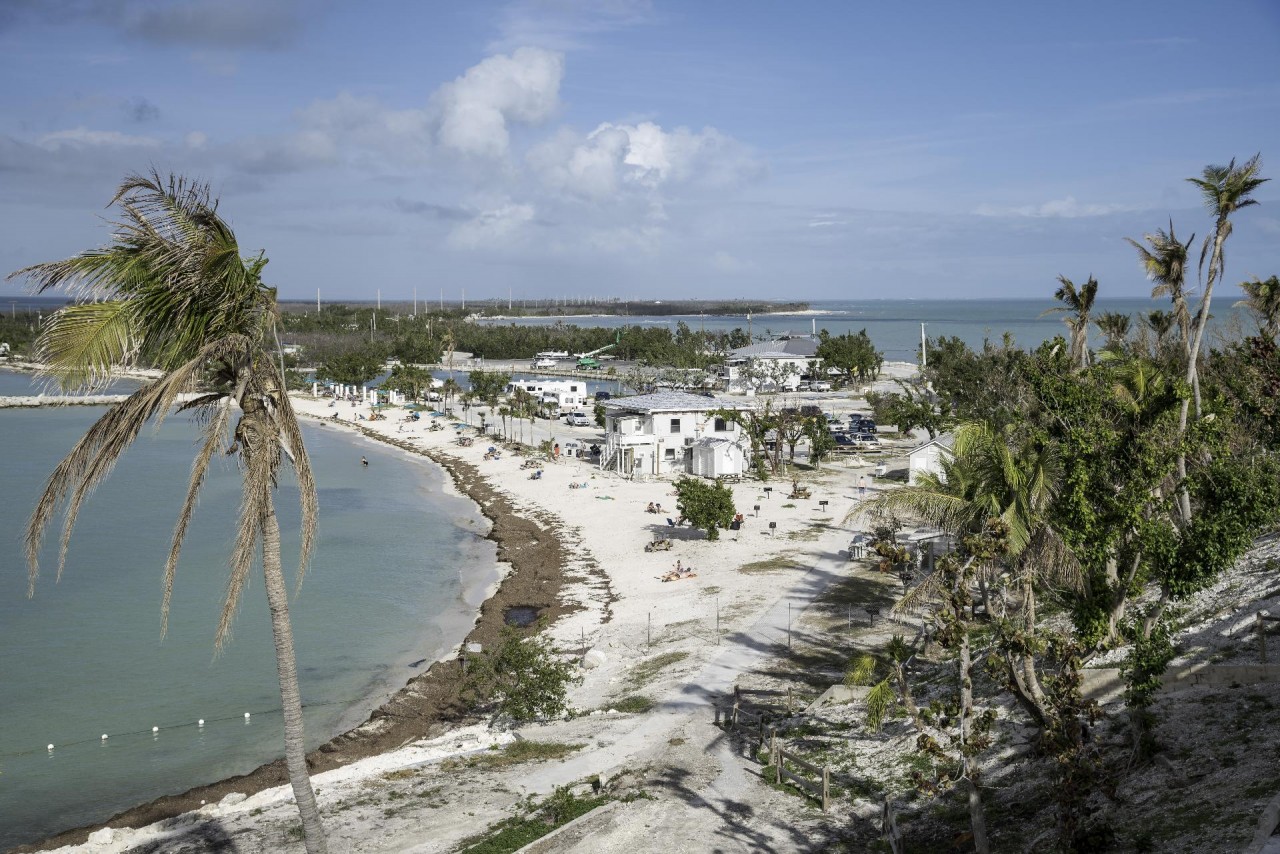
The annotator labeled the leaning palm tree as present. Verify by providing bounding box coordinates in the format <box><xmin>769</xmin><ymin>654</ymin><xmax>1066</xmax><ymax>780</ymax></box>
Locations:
<box><xmin>1043</xmin><ymin>275</ymin><xmax>1099</xmax><ymax>369</ymax></box>
<box><xmin>9</xmin><ymin>172</ymin><xmax>328</xmax><ymax>853</ymax></box>
<box><xmin>1125</xmin><ymin>220</ymin><xmax>1194</xmax><ymax>354</ymax></box>
<box><xmin>1235</xmin><ymin>274</ymin><xmax>1280</xmax><ymax>341</ymax></box>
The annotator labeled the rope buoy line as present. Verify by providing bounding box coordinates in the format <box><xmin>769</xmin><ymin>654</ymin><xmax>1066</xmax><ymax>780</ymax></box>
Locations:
<box><xmin>2</xmin><ymin>700</ymin><xmax>350</xmax><ymax>762</ymax></box>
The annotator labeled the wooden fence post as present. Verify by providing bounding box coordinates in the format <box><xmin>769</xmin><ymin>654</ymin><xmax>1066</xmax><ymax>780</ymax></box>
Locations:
<box><xmin>821</xmin><ymin>767</ymin><xmax>830</xmax><ymax>812</ymax></box>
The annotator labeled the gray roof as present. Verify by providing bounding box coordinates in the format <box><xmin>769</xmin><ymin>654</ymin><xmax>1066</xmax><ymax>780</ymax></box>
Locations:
<box><xmin>729</xmin><ymin>337</ymin><xmax>819</xmax><ymax>359</ymax></box>
<box><xmin>605</xmin><ymin>391</ymin><xmax>740</xmax><ymax>414</ymax></box>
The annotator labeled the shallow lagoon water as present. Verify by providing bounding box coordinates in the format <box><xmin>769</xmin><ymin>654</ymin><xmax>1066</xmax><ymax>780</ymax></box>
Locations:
<box><xmin>0</xmin><ymin>372</ymin><xmax>497</xmax><ymax>849</ymax></box>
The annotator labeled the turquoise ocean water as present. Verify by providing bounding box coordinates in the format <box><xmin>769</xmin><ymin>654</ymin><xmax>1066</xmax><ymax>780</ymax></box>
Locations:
<box><xmin>479</xmin><ymin>297</ymin><xmax>1253</xmax><ymax>362</ymax></box>
<box><xmin>0</xmin><ymin>370</ymin><xmax>498</xmax><ymax>849</ymax></box>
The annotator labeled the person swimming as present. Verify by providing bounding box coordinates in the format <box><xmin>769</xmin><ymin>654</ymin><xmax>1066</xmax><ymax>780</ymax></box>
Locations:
<box><xmin>361</xmin><ymin>456</ymin><xmax>368</xmax><ymax>467</ymax></box>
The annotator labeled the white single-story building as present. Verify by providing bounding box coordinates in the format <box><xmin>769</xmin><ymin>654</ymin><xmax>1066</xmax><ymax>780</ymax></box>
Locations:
<box><xmin>907</xmin><ymin>432</ymin><xmax>955</xmax><ymax>485</ymax></box>
<box><xmin>505</xmin><ymin>377</ymin><xmax>589</xmax><ymax>412</ymax></box>
<box><xmin>600</xmin><ymin>391</ymin><xmax>749</xmax><ymax>477</ymax></box>
<box><xmin>722</xmin><ymin>337</ymin><xmax>820</xmax><ymax>393</ymax></box>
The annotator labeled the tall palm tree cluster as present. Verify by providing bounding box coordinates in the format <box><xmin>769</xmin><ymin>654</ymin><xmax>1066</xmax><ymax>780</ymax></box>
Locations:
<box><xmin>9</xmin><ymin>173</ymin><xmax>329</xmax><ymax>852</ymax></box>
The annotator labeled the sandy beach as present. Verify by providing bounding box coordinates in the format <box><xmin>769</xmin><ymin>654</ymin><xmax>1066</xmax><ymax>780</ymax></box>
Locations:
<box><xmin>25</xmin><ymin>380</ymin><xmax>910</xmax><ymax>853</ymax></box>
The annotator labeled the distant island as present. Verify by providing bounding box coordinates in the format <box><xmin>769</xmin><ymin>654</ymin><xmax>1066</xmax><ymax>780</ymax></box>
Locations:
<box><xmin>278</xmin><ymin>298</ymin><xmax>808</xmax><ymax>318</ymax></box>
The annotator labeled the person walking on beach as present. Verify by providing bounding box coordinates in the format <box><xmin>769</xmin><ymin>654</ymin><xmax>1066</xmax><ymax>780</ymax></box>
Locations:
<box><xmin>858</xmin><ymin>475</ymin><xmax>867</xmax><ymax>499</ymax></box>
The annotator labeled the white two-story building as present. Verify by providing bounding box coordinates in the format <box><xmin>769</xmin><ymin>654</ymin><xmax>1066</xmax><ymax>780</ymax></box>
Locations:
<box><xmin>505</xmin><ymin>377</ymin><xmax>589</xmax><ymax>412</ymax></box>
<box><xmin>600</xmin><ymin>391</ymin><xmax>750</xmax><ymax>478</ymax></box>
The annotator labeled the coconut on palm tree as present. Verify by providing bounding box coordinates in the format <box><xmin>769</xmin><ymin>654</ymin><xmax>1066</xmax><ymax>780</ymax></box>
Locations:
<box><xmin>1043</xmin><ymin>275</ymin><xmax>1099</xmax><ymax>369</ymax></box>
<box><xmin>1236</xmin><ymin>274</ymin><xmax>1280</xmax><ymax>341</ymax></box>
<box><xmin>9</xmin><ymin>173</ymin><xmax>328</xmax><ymax>852</ymax></box>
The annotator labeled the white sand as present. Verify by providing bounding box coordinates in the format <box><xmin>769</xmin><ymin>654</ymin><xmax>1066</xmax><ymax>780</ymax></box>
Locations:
<box><xmin>53</xmin><ymin>389</ymin><xmax>914</xmax><ymax>853</ymax></box>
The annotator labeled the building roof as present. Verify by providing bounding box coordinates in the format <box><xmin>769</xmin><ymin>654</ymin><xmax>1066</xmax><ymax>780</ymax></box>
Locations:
<box><xmin>604</xmin><ymin>391</ymin><xmax>740</xmax><ymax>414</ymax></box>
<box><xmin>908</xmin><ymin>431</ymin><xmax>956</xmax><ymax>458</ymax></box>
<box><xmin>729</xmin><ymin>337</ymin><xmax>819</xmax><ymax>360</ymax></box>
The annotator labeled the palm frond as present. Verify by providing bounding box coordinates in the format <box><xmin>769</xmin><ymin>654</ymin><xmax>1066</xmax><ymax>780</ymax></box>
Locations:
<box><xmin>26</xmin><ymin>336</ymin><xmax>248</xmax><ymax>591</ymax></box>
<box><xmin>161</xmin><ymin>400</ymin><xmax>232</xmax><ymax>637</ymax></box>
<box><xmin>32</xmin><ymin>300</ymin><xmax>138</xmax><ymax>392</ymax></box>
<box><xmin>217</xmin><ymin>427</ymin><xmax>275</xmax><ymax>651</ymax></box>
<box><xmin>261</xmin><ymin>356</ymin><xmax>319</xmax><ymax>587</ymax></box>
<box><xmin>895</xmin><ymin>566</ymin><xmax>949</xmax><ymax>614</ymax></box>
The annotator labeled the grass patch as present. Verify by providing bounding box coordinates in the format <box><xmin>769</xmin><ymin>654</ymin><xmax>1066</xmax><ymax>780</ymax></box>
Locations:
<box><xmin>459</xmin><ymin>788</ymin><xmax>609</xmax><ymax>854</ymax></box>
<box><xmin>627</xmin><ymin>651</ymin><xmax>689</xmax><ymax>687</ymax></box>
<box><xmin>610</xmin><ymin>695</ymin><xmax>656</xmax><ymax>714</ymax></box>
<box><xmin>440</xmin><ymin>740</ymin><xmax>583</xmax><ymax>772</ymax></box>
<box><xmin>738</xmin><ymin>555</ymin><xmax>805</xmax><ymax>574</ymax></box>
<box><xmin>382</xmin><ymin>767</ymin><xmax>417</xmax><ymax>781</ymax></box>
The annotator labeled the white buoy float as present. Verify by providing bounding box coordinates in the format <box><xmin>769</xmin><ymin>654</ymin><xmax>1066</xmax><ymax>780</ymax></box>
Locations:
<box><xmin>198</xmin><ymin>719</ymin><xmax>205</xmax><ymax>727</ymax></box>
<box><xmin>244</xmin><ymin>712</ymin><xmax>251</xmax><ymax>720</ymax></box>
<box><xmin>101</xmin><ymin>734</ymin><xmax>108</xmax><ymax>740</ymax></box>
<box><xmin>152</xmin><ymin>726</ymin><xmax>159</xmax><ymax>733</ymax></box>
<box><xmin>47</xmin><ymin>744</ymin><xmax>54</xmax><ymax>751</ymax></box>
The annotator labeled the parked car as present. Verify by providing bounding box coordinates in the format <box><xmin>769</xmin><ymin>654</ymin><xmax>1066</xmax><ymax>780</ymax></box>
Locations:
<box><xmin>533</xmin><ymin>358</ymin><xmax>558</xmax><ymax>369</ymax></box>
<box><xmin>851</xmin><ymin>432</ymin><xmax>880</xmax><ymax>448</ymax></box>
<box><xmin>566</xmin><ymin>411</ymin><xmax>592</xmax><ymax>427</ymax></box>
<box><xmin>810</xmin><ymin>380</ymin><xmax>833</xmax><ymax>392</ymax></box>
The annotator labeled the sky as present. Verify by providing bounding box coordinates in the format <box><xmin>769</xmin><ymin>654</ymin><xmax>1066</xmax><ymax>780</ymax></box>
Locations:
<box><xmin>1</xmin><ymin>0</ymin><xmax>1278</xmax><ymax>302</ymax></box>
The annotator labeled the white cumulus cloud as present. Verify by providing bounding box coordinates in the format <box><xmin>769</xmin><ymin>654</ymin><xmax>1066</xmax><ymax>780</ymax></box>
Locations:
<box><xmin>432</xmin><ymin>47</ymin><xmax>564</xmax><ymax>159</ymax></box>
<box><xmin>529</xmin><ymin>120</ymin><xmax>760</xmax><ymax>199</ymax></box>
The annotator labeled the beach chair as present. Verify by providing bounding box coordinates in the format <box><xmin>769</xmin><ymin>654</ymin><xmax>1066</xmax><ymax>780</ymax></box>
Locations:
<box><xmin>667</xmin><ymin>518</ymin><xmax>676</xmax><ymax>527</ymax></box>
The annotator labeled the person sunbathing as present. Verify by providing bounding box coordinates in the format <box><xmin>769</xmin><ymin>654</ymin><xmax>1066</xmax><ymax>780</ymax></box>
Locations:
<box><xmin>646</xmin><ymin>502</ymin><xmax>656</xmax><ymax>513</ymax></box>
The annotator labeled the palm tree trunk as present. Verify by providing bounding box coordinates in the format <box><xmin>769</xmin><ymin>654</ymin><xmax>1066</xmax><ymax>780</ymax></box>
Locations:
<box><xmin>262</xmin><ymin>502</ymin><xmax>328</xmax><ymax>853</ymax></box>
<box><xmin>1176</xmin><ymin>222</ymin><xmax>1228</xmax><ymax>522</ymax></box>
<box><xmin>959</xmin><ymin>633</ymin><xmax>990</xmax><ymax>854</ymax></box>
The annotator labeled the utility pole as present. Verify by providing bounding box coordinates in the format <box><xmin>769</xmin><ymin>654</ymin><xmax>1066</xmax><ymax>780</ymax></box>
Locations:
<box><xmin>316</xmin><ymin>288</ymin><xmax>320</xmax><ymax>313</ymax></box>
<box><xmin>921</xmin><ymin>323</ymin><xmax>927</xmax><ymax>369</ymax></box>
<box><xmin>440</xmin><ymin>288</ymin><xmax>443</xmax><ymax>311</ymax></box>
<box><xmin>377</xmin><ymin>289</ymin><xmax>381</xmax><ymax>312</ymax></box>
<box><xmin>508</xmin><ymin>288</ymin><xmax>512</xmax><ymax>311</ymax></box>
<box><xmin>413</xmin><ymin>287</ymin><xmax>417</xmax><ymax>316</ymax></box>
<box><xmin>462</xmin><ymin>288</ymin><xmax>466</xmax><ymax>311</ymax></box>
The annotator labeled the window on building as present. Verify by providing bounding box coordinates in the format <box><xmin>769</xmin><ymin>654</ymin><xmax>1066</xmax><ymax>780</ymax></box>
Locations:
<box><xmin>714</xmin><ymin>417</ymin><xmax>729</xmax><ymax>432</ymax></box>
<box><xmin>670</xmin><ymin>418</ymin><xmax>681</xmax><ymax>433</ymax></box>
<box><xmin>570</xmin><ymin>385</ymin><xmax>579</xmax><ymax>392</ymax></box>
<box><xmin>664</xmin><ymin>448</ymin><xmax>676</xmax><ymax>461</ymax></box>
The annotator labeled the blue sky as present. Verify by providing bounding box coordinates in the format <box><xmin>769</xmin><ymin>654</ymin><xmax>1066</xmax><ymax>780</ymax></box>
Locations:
<box><xmin>2</xmin><ymin>0</ymin><xmax>1278</xmax><ymax>302</ymax></box>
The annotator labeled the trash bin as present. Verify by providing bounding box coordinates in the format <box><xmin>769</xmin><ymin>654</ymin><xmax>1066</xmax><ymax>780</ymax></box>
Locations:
<box><xmin>875</xmin><ymin>464</ymin><xmax>887</xmax><ymax>477</ymax></box>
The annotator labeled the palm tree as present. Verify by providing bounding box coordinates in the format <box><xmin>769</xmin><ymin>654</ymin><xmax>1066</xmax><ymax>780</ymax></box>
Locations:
<box><xmin>441</xmin><ymin>325</ymin><xmax>457</xmax><ymax>379</ymax></box>
<box><xmin>1125</xmin><ymin>221</ymin><xmax>1194</xmax><ymax>353</ymax></box>
<box><xmin>1094</xmin><ymin>311</ymin><xmax>1131</xmax><ymax>351</ymax></box>
<box><xmin>1236</xmin><ymin>274</ymin><xmax>1280</xmax><ymax>341</ymax></box>
<box><xmin>1140</xmin><ymin>310</ymin><xmax>1177</xmax><ymax>355</ymax></box>
<box><xmin>1174</xmin><ymin>155</ymin><xmax>1268</xmax><ymax>521</ymax></box>
<box><xmin>9</xmin><ymin>173</ymin><xmax>328</xmax><ymax>852</ymax></box>
<box><xmin>857</xmin><ymin>421</ymin><xmax>1072</xmax><ymax>719</ymax></box>
<box><xmin>1186</xmin><ymin>155</ymin><xmax>1267</xmax><ymax>385</ymax></box>
<box><xmin>1044</xmin><ymin>275</ymin><xmax>1099</xmax><ymax>369</ymax></box>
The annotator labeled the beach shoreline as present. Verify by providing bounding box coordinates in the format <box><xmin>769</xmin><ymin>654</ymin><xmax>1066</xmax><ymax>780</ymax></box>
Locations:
<box><xmin>14</xmin><ymin>402</ymin><xmax>575</xmax><ymax>853</ymax></box>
